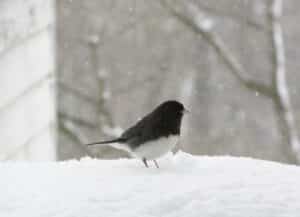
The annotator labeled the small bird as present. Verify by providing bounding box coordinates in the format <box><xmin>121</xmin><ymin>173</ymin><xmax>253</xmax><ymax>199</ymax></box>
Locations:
<box><xmin>87</xmin><ymin>100</ymin><xmax>188</xmax><ymax>168</ymax></box>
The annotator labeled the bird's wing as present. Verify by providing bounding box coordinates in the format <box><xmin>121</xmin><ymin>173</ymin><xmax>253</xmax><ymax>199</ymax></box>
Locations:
<box><xmin>120</xmin><ymin>119</ymin><xmax>145</xmax><ymax>148</ymax></box>
<box><xmin>120</xmin><ymin>111</ymin><xmax>162</xmax><ymax>149</ymax></box>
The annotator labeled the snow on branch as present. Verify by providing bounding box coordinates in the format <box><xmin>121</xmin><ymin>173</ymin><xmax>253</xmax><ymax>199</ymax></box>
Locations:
<box><xmin>159</xmin><ymin>0</ymin><xmax>274</xmax><ymax>98</ymax></box>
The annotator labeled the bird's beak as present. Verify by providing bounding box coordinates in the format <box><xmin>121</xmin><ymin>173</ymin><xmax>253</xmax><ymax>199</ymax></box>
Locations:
<box><xmin>183</xmin><ymin>108</ymin><xmax>190</xmax><ymax>114</ymax></box>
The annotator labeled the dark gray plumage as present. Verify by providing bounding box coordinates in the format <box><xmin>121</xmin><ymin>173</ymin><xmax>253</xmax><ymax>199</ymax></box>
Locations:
<box><xmin>87</xmin><ymin>100</ymin><xmax>187</xmax><ymax>168</ymax></box>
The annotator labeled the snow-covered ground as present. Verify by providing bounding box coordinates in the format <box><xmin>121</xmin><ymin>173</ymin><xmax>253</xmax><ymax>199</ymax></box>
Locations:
<box><xmin>1</xmin><ymin>152</ymin><xmax>300</xmax><ymax>217</ymax></box>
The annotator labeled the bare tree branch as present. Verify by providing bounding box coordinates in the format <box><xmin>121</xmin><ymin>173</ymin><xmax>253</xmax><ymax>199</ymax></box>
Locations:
<box><xmin>193</xmin><ymin>1</ymin><xmax>270</xmax><ymax>33</ymax></box>
<box><xmin>59</xmin><ymin>120</ymin><xmax>95</xmax><ymax>157</ymax></box>
<box><xmin>58</xmin><ymin>81</ymin><xmax>99</xmax><ymax>106</ymax></box>
<box><xmin>58</xmin><ymin>111</ymin><xmax>97</xmax><ymax>129</ymax></box>
<box><xmin>82</xmin><ymin>11</ymin><xmax>139</xmax><ymax>49</ymax></box>
<box><xmin>269</xmin><ymin>0</ymin><xmax>300</xmax><ymax>161</ymax></box>
<box><xmin>86</xmin><ymin>38</ymin><xmax>115</xmax><ymax>132</ymax></box>
<box><xmin>159</xmin><ymin>0</ymin><xmax>274</xmax><ymax>98</ymax></box>
<box><xmin>112</xmin><ymin>74</ymin><xmax>162</xmax><ymax>95</ymax></box>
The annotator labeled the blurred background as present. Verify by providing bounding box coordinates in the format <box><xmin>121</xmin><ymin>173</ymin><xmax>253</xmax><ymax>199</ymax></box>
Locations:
<box><xmin>1</xmin><ymin>0</ymin><xmax>300</xmax><ymax>164</ymax></box>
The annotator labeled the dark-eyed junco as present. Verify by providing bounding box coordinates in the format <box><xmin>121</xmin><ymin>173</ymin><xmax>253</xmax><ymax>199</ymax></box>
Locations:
<box><xmin>87</xmin><ymin>100</ymin><xmax>188</xmax><ymax>168</ymax></box>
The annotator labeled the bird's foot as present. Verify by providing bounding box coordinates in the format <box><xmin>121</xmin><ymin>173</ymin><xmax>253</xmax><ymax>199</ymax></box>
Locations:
<box><xmin>142</xmin><ymin>158</ymin><xmax>149</xmax><ymax>168</ymax></box>
<box><xmin>153</xmin><ymin>160</ymin><xmax>159</xmax><ymax>168</ymax></box>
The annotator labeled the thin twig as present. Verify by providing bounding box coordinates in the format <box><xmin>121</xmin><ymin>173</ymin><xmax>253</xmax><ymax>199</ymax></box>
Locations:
<box><xmin>59</xmin><ymin>120</ymin><xmax>95</xmax><ymax>157</ymax></box>
<box><xmin>58</xmin><ymin>81</ymin><xmax>99</xmax><ymax>106</ymax></box>
<box><xmin>58</xmin><ymin>111</ymin><xmax>97</xmax><ymax>129</ymax></box>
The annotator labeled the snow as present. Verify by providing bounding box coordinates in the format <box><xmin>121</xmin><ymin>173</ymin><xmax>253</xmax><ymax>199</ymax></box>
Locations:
<box><xmin>1</xmin><ymin>152</ymin><xmax>300</xmax><ymax>217</ymax></box>
<box><xmin>102</xmin><ymin>125</ymin><xmax>123</xmax><ymax>137</ymax></box>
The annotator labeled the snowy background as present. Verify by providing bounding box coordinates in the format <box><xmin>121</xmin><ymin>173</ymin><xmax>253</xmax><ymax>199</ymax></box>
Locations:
<box><xmin>56</xmin><ymin>0</ymin><xmax>300</xmax><ymax>164</ymax></box>
<box><xmin>1</xmin><ymin>152</ymin><xmax>300</xmax><ymax>217</ymax></box>
<box><xmin>1</xmin><ymin>0</ymin><xmax>300</xmax><ymax>164</ymax></box>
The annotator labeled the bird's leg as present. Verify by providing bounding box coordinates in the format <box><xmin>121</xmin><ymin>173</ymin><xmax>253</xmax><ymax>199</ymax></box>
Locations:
<box><xmin>142</xmin><ymin>158</ymin><xmax>149</xmax><ymax>168</ymax></box>
<box><xmin>153</xmin><ymin>160</ymin><xmax>159</xmax><ymax>168</ymax></box>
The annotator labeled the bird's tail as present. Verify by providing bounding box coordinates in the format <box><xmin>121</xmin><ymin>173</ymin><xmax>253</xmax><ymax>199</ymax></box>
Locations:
<box><xmin>86</xmin><ymin>138</ymin><xmax>125</xmax><ymax>146</ymax></box>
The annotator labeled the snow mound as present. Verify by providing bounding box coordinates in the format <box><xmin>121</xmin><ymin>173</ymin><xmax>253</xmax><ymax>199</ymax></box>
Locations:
<box><xmin>1</xmin><ymin>152</ymin><xmax>300</xmax><ymax>217</ymax></box>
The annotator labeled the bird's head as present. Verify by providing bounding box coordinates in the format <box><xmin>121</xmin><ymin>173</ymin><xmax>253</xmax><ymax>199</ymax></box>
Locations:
<box><xmin>156</xmin><ymin>100</ymin><xmax>189</xmax><ymax>119</ymax></box>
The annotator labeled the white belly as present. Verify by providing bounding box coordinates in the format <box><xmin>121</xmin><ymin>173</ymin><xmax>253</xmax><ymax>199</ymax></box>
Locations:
<box><xmin>132</xmin><ymin>135</ymin><xmax>179</xmax><ymax>160</ymax></box>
